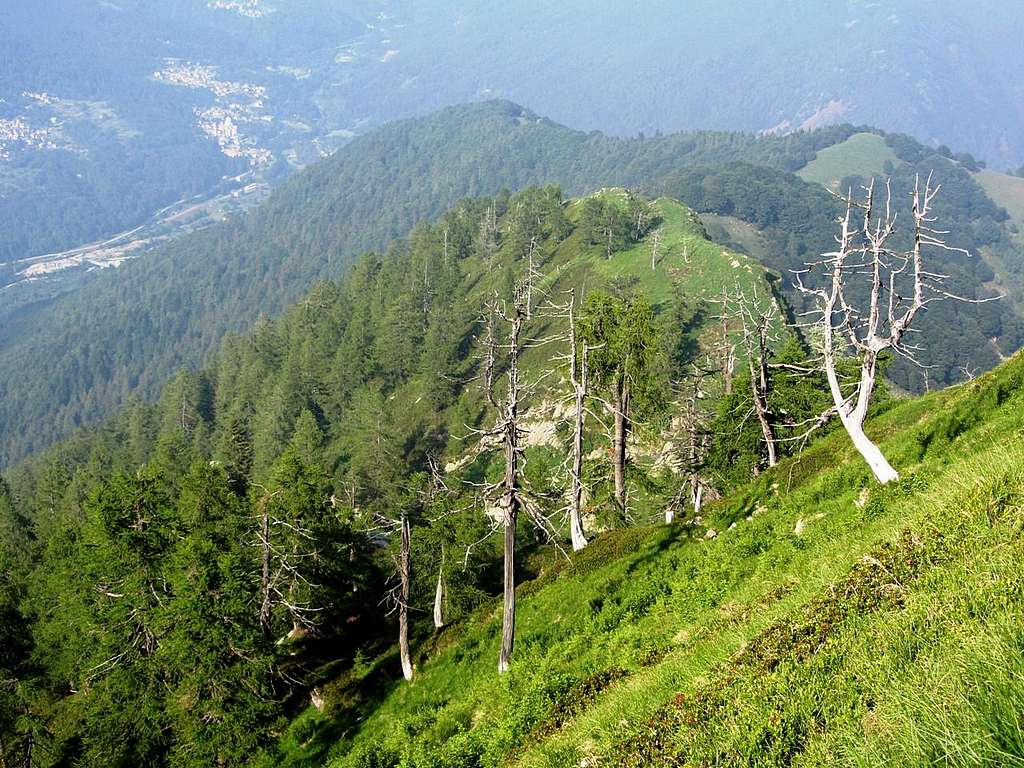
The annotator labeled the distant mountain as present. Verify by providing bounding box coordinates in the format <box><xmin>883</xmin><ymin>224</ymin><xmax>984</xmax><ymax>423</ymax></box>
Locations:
<box><xmin>2</xmin><ymin>0</ymin><xmax>1022</xmax><ymax>278</ymax></box>
<box><xmin>360</xmin><ymin>0</ymin><xmax>1024</xmax><ymax>169</ymax></box>
<box><xmin>0</xmin><ymin>101</ymin><xmax>1021</xmax><ymax>466</ymax></box>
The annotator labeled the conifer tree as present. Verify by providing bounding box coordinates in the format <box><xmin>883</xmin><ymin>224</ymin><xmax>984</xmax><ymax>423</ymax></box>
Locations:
<box><xmin>580</xmin><ymin>292</ymin><xmax>663</xmax><ymax>513</ymax></box>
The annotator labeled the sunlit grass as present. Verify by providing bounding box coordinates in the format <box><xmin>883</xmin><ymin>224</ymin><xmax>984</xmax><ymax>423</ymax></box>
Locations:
<box><xmin>272</xmin><ymin>318</ymin><xmax>1024</xmax><ymax>767</ymax></box>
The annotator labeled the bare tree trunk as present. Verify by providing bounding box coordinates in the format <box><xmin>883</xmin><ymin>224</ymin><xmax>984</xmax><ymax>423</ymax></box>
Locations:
<box><xmin>795</xmin><ymin>176</ymin><xmax>974</xmax><ymax>485</ymax></box>
<box><xmin>845</xmin><ymin>419</ymin><xmax>899</xmax><ymax>484</ymax></box>
<box><xmin>748</xmin><ymin>322</ymin><xmax>778</xmax><ymax>468</ymax></box>
<box><xmin>498</xmin><ymin>507</ymin><xmax>517</xmax><ymax>674</ymax></box>
<box><xmin>433</xmin><ymin>556</ymin><xmax>445</xmax><ymax>629</ymax></box>
<box><xmin>498</xmin><ymin>310</ymin><xmax>523</xmax><ymax>674</ymax></box>
<box><xmin>20</xmin><ymin>731</ymin><xmax>31</xmax><ymax>768</ymax></box>
<box><xmin>349</xmin><ymin>543</ymin><xmax>358</xmax><ymax>593</ymax></box>
<box><xmin>720</xmin><ymin>294</ymin><xmax>735</xmax><ymax>395</ymax></box>
<box><xmin>691</xmin><ymin>476</ymin><xmax>704</xmax><ymax>515</ymax></box>
<box><xmin>754</xmin><ymin>404</ymin><xmax>777</xmax><ymax>467</ymax></box>
<box><xmin>525</xmin><ymin>238</ymin><xmax>536</xmax><ymax>319</ymax></box>
<box><xmin>568</xmin><ymin>297</ymin><xmax>589</xmax><ymax>551</ymax></box>
<box><xmin>612</xmin><ymin>376</ymin><xmax>629</xmax><ymax>511</ymax></box>
<box><xmin>569</xmin><ymin>379</ymin><xmax>588</xmax><ymax>550</ymax></box>
<box><xmin>398</xmin><ymin>514</ymin><xmax>413</xmax><ymax>681</ymax></box>
<box><xmin>259</xmin><ymin>499</ymin><xmax>271</xmax><ymax>630</ymax></box>
<box><xmin>821</xmin><ymin>319</ymin><xmax>900</xmax><ymax>485</ymax></box>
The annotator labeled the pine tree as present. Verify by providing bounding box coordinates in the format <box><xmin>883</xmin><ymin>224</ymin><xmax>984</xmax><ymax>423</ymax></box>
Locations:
<box><xmin>580</xmin><ymin>292</ymin><xmax>664</xmax><ymax>513</ymax></box>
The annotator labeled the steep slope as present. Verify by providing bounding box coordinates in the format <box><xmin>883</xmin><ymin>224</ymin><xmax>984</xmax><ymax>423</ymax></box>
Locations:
<box><xmin>5</xmin><ymin>184</ymin><xmax>1023</xmax><ymax>767</ymax></box>
<box><xmin>0</xmin><ymin>188</ymin><xmax>792</xmax><ymax>766</ymax></box>
<box><xmin>274</xmin><ymin>350</ymin><xmax>1024</xmax><ymax>768</ymax></box>
<box><xmin>5</xmin><ymin>186</ymin><xmax>770</xmax><ymax>505</ymax></box>
<box><xmin>2</xmin><ymin>102</ymin><xmax>1021</xmax><ymax>466</ymax></box>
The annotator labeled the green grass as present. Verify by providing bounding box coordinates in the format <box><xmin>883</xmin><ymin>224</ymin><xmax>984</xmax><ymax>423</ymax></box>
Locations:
<box><xmin>975</xmin><ymin>169</ymin><xmax>1024</xmax><ymax>231</ymax></box>
<box><xmin>797</xmin><ymin>133</ymin><xmax>901</xmax><ymax>190</ymax></box>
<box><xmin>270</xmin><ymin>220</ymin><xmax>1024</xmax><ymax>768</ymax></box>
<box><xmin>699</xmin><ymin>213</ymin><xmax>773</xmax><ymax>264</ymax></box>
<box><xmin>457</xmin><ymin>188</ymin><xmax>778</xmax><ymax>400</ymax></box>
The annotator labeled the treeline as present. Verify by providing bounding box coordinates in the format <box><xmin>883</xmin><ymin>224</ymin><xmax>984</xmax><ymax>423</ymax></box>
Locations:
<box><xmin>0</xmin><ymin>102</ymin><xmax>876</xmax><ymax>467</ymax></box>
<box><xmin>1</xmin><ymin>187</ymin><xmax>841</xmax><ymax>766</ymax></box>
<box><xmin>2</xmin><ymin>102</ymin><xmax>1020</xmax><ymax>470</ymax></box>
<box><xmin>655</xmin><ymin>150</ymin><xmax>1022</xmax><ymax>391</ymax></box>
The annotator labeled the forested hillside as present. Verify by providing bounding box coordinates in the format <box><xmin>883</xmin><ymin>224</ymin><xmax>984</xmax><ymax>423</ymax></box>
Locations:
<box><xmin>2</xmin><ymin>101</ymin><xmax>1021</xmax><ymax>466</ymax></box>
<box><xmin>1</xmin><ymin>186</ymin><xmax>816</xmax><ymax>765</ymax></box>
<box><xmin>3</xmin><ymin>183</ymin><xmax>1022</xmax><ymax>767</ymax></box>
<box><xmin>6</xmin><ymin>0</ymin><xmax>1022</xmax><ymax>273</ymax></box>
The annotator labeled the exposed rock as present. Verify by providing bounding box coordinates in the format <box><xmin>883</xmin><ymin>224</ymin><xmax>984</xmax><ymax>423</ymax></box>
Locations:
<box><xmin>311</xmin><ymin>687</ymin><xmax>325</xmax><ymax>712</ymax></box>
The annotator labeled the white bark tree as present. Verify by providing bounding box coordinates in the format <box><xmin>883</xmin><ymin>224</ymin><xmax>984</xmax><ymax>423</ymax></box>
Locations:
<box><xmin>397</xmin><ymin>514</ymin><xmax>414</xmax><ymax>681</ymax></box>
<box><xmin>649</xmin><ymin>227</ymin><xmax>662</xmax><ymax>270</ymax></box>
<box><xmin>432</xmin><ymin>554</ymin><xmax>445</xmax><ymax>630</ymax></box>
<box><xmin>794</xmin><ymin>175</ymin><xmax>991</xmax><ymax>484</ymax></box>
<box><xmin>722</xmin><ymin>285</ymin><xmax>782</xmax><ymax>469</ymax></box>
<box><xmin>566</xmin><ymin>293</ymin><xmax>589</xmax><ymax>551</ymax></box>
<box><xmin>717</xmin><ymin>287</ymin><xmax>737</xmax><ymax>396</ymax></box>
<box><xmin>477</xmin><ymin>291</ymin><xmax>528</xmax><ymax>674</ymax></box>
<box><xmin>665</xmin><ymin>364</ymin><xmax>712</xmax><ymax>524</ymax></box>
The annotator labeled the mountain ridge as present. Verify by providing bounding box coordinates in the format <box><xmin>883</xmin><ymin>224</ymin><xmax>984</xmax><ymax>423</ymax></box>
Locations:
<box><xmin>1</xmin><ymin>101</ymin><xmax>1021</xmax><ymax>466</ymax></box>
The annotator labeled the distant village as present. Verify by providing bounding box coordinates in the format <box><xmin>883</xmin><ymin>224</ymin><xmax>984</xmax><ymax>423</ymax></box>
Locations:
<box><xmin>153</xmin><ymin>61</ymin><xmax>274</xmax><ymax>168</ymax></box>
<box><xmin>207</xmin><ymin>0</ymin><xmax>273</xmax><ymax>19</ymax></box>
<box><xmin>0</xmin><ymin>113</ymin><xmax>72</xmax><ymax>161</ymax></box>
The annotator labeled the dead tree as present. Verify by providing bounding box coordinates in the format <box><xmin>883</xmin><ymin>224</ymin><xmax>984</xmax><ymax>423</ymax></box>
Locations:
<box><xmin>717</xmin><ymin>287</ymin><xmax>737</xmax><ymax>395</ymax></box>
<box><xmin>611</xmin><ymin>370</ymin><xmax>629</xmax><ymax>511</ymax></box>
<box><xmin>523</xmin><ymin>237</ymin><xmax>543</xmax><ymax>319</ymax></box>
<box><xmin>433</xmin><ymin>552</ymin><xmax>445</xmax><ymax>629</ymax></box>
<box><xmin>253</xmin><ymin>485</ymin><xmax>321</xmax><ymax>637</ymax></box>
<box><xmin>496</xmin><ymin>297</ymin><xmax>524</xmax><ymax>674</ymax></box>
<box><xmin>425</xmin><ymin>456</ymin><xmax>447</xmax><ymax>630</ymax></box>
<box><xmin>665</xmin><ymin>361</ymin><xmax>713</xmax><ymax>523</ymax></box>
<box><xmin>567</xmin><ymin>293</ymin><xmax>589</xmax><ymax>551</ymax></box>
<box><xmin>726</xmin><ymin>286</ymin><xmax>781</xmax><ymax>468</ymax></box>
<box><xmin>397</xmin><ymin>515</ymin><xmax>413</xmax><ymax>680</ymax></box>
<box><xmin>478</xmin><ymin>204</ymin><xmax>499</xmax><ymax>270</ymax></box>
<box><xmin>650</xmin><ymin>228</ymin><xmax>662</xmax><ymax>270</ymax></box>
<box><xmin>363</xmin><ymin>510</ymin><xmax>417</xmax><ymax>681</ymax></box>
<box><xmin>257</xmin><ymin>491</ymin><xmax>276</xmax><ymax>630</ymax></box>
<box><xmin>794</xmin><ymin>175</ymin><xmax>992</xmax><ymax>484</ymax></box>
<box><xmin>685</xmin><ymin>369</ymin><xmax>711</xmax><ymax>518</ymax></box>
<box><xmin>478</xmin><ymin>291</ymin><xmax>528</xmax><ymax>674</ymax></box>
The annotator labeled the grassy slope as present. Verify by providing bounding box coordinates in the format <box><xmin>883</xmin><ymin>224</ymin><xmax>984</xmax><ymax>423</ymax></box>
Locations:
<box><xmin>274</xmin><ymin>344</ymin><xmax>1024</xmax><ymax>768</ymax></box>
<box><xmin>439</xmin><ymin>191</ymin><xmax>776</xmax><ymax>526</ymax></box>
<box><xmin>699</xmin><ymin>213</ymin><xmax>774</xmax><ymax>264</ymax></box>
<box><xmin>446</xmin><ymin>190</ymin><xmax>773</xmax><ymax>394</ymax></box>
<box><xmin>796</xmin><ymin>133</ymin><xmax>901</xmax><ymax>190</ymax></box>
<box><xmin>975</xmin><ymin>170</ymin><xmax>1024</xmax><ymax>230</ymax></box>
<box><xmin>973</xmin><ymin>170</ymin><xmax>1024</xmax><ymax>311</ymax></box>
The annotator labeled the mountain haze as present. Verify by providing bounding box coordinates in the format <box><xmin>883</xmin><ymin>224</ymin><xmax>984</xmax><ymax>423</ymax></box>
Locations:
<box><xmin>2</xmin><ymin>0</ymin><xmax>1022</xmax><ymax>292</ymax></box>
<box><xmin>2</xmin><ymin>101</ymin><xmax>1022</xmax><ymax>466</ymax></box>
